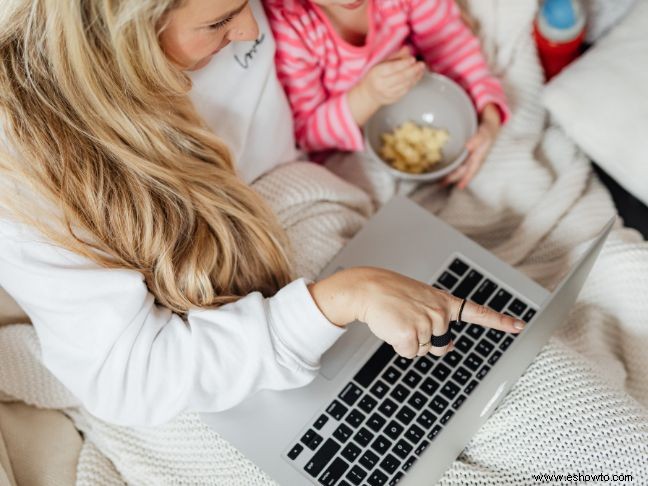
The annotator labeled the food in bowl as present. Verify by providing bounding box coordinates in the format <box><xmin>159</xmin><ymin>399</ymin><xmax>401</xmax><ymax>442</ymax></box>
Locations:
<box><xmin>379</xmin><ymin>121</ymin><xmax>450</xmax><ymax>174</ymax></box>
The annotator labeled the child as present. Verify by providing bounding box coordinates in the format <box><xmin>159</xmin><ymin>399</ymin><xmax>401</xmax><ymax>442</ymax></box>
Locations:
<box><xmin>265</xmin><ymin>0</ymin><xmax>510</xmax><ymax>189</ymax></box>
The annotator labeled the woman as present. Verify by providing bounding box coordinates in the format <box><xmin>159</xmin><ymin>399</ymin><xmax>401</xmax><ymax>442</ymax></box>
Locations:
<box><xmin>0</xmin><ymin>0</ymin><xmax>524</xmax><ymax>426</ymax></box>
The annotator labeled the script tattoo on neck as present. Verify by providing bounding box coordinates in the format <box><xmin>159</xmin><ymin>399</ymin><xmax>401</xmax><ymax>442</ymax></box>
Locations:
<box><xmin>234</xmin><ymin>34</ymin><xmax>266</xmax><ymax>69</ymax></box>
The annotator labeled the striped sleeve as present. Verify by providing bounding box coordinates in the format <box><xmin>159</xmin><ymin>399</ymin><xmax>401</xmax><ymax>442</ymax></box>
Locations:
<box><xmin>408</xmin><ymin>0</ymin><xmax>510</xmax><ymax>124</ymax></box>
<box><xmin>266</xmin><ymin>7</ymin><xmax>364</xmax><ymax>152</ymax></box>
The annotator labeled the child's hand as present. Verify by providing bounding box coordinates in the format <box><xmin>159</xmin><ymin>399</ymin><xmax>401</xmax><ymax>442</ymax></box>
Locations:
<box><xmin>348</xmin><ymin>47</ymin><xmax>425</xmax><ymax>127</ymax></box>
<box><xmin>440</xmin><ymin>103</ymin><xmax>501</xmax><ymax>190</ymax></box>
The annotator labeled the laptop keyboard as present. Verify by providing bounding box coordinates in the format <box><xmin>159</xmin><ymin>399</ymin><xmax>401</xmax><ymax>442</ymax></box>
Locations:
<box><xmin>286</xmin><ymin>257</ymin><xmax>537</xmax><ymax>486</ymax></box>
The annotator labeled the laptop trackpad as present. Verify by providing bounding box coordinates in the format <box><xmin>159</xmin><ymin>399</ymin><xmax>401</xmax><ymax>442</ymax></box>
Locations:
<box><xmin>320</xmin><ymin>322</ymin><xmax>373</xmax><ymax>380</ymax></box>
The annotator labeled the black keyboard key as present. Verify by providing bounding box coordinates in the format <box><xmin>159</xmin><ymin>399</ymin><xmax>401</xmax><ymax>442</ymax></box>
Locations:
<box><xmin>415</xmin><ymin>440</ymin><xmax>430</xmax><ymax>456</ymax></box>
<box><xmin>345</xmin><ymin>409</ymin><xmax>366</xmax><ymax>428</ymax></box>
<box><xmin>405</xmin><ymin>424</ymin><xmax>424</xmax><ymax>444</ymax></box>
<box><xmin>440</xmin><ymin>410</ymin><xmax>454</xmax><ymax>425</ymax></box>
<box><xmin>464</xmin><ymin>352</ymin><xmax>483</xmax><ymax>371</ymax></box>
<box><xmin>403</xmin><ymin>370</ymin><xmax>422</xmax><ymax>388</ymax></box>
<box><xmin>508</xmin><ymin>298</ymin><xmax>527</xmax><ymax>316</ymax></box>
<box><xmin>440</xmin><ymin>381</ymin><xmax>460</xmax><ymax>400</ymax></box>
<box><xmin>416</xmin><ymin>410</ymin><xmax>437</xmax><ymax>428</ymax></box>
<box><xmin>341</xmin><ymin>443</ymin><xmax>362</xmax><ymax>463</ymax></box>
<box><xmin>428</xmin><ymin>424</ymin><xmax>442</xmax><ymax>440</ymax></box>
<box><xmin>301</xmin><ymin>429</ymin><xmax>323</xmax><ymax>450</ymax></box>
<box><xmin>443</xmin><ymin>351</ymin><xmax>462</xmax><ymax>368</ymax></box>
<box><xmin>384</xmin><ymin>420</ymin><xmax>404</xmax><ymax>440</ymax></box>
<box><xmin>393</xmin><ymin>356</ymin><xmax>412</xmax><ymax>371</ymax></box>
<box><xmin>358</xmin><ymin>395</ymin><xmax>378</xmax><ymax>414</ymax></box>
<box><xmin>353</xmin><ymin>427</ymin><xmax>374</xmax><ymax>447</ymax></box>
<box><xmin>475</xmin><ymin>340</ymin><xmax>494</xmax><ymax>358</ymax></box>
<box><xmin>500</xmin><ymin>336</ymin><xmax>514</xmax><ymax>351</ymax></box>
<box><xmin>339</xmin><ymin>383</ymin><xmax>363</xmax><ymax>406</ymax></box>
<box><xmin>367</xmin><ymin>413</ymin><xmax>387</xmax><ymax>432</ymax></box>
<box><xmin>402</xmin><ymin>455</ymin><xmax>417</xmax><ymax>471</ymax></box>
<box><xmin>304</xmin><ymin>438</ymin><xmax>341</xmax><ymax>478</ymax></box>
<box><xmin>465</xmin><ymin>380</ymin><xmax>479</xmax><ymax>395</ymax></box>
<box><xmin>452</xmin><ymin>395</ymin><xmax>466</xmax><ymax>410</ymax></box>
<box><xmin>354</xmin><ymin>343</ymin><xmax>396</xmax><ymax>388</ymax></box>
<box><xmin>395</xmin><ymin>405</ymin><xmax>416</xmax><ymax>425</ymax></box>
<box><xmin>452</xmin><ymin>318</ymin><xmax>467</xmax><ymax>332</ymax></box>
<box><xmin>333</xmin><ymin>424</ymin><xmax>353</xmax><ymax>443</ymax></box>
<box><xmin>452</xmin><ymin>366</ymin><xmax>471</xmax><ymax>386</ymax></box>
<box><xmin>390</xmin><ymin>471</ymin><xmax>404</xmax><ymax>486</ymax></box>
<box><xmin>382</xmin><ymin>366</ymin><xmax>402</xmax><ymax>385</ymax></box>
<box><xmin>340</xmin><ymin>482</ymin><xmax>353</xmax><ymax>486</ymax></box>
<box><xmin>367</xmin><ymin>469</ymin><xmax>389</xmax><ymax>486</ymax></box>
<box><xmin>429</xmin><ymin>396</ymin><xmax>449</xmax><ymax>415</ymax></box>
<box><xmin>421</xmin><ymin>377</ymin><xmax>440</xmax><ymax>395</ymax></box>
<box><xmin>390</xmin><ymin>384</ymin><xmax>410</xmax><ymax>402</ymax></box>
<box><xmin>319</xmin><ymin>457</ymin><xmax>349</xmax><ymax>486</ymax></box>
<box><xmin>378</xmin><ymin>398</ymin><xmax>398</xmax><ymax>417</ymax></box>
<box><xmin>371</xmin><ymin>435</ymin><xmax>392</xmax><ymax>455</ymax></box>
<box><xmin>407</xmin><ymin>391</ymin><xmax>427</xmax><ymax>410</ymax></box>
<box><xmin>359</xmin><ymin>450</ymin><xmax>379</xmax><ymax>470</ymax></box>
<box><xmin>477</xmin><ymin>365</ymin><xmax>491</xmax><ymax>380</ymax></box>
<box><xmin>471</xmin><ymin>279</ymin><xmax>497</xmax><ymax>305</ymax></box>
<box><xmin>392</xmin><ymin>439</ymin><xmax>413</xmax><ymax>459</ymax></box>
<box><xmin>449</xmin><ymin>258</ymin><xmax>469</xmax><ymax>276</ymax></box>
<box><xmin>488</xmin><ymin>350</ymin><xmax>503</xmax><ymax>366</ymax></box>
<box><xmin>345</xmin><ymin>465</ymin><xmax>367</xmax><ymax>486</ymax></box>
<box><xmin>488</xmin><ymin>289</ymin><xmax>512</xmax><ymax>312</ymax></box>
<box><xmin>288</xmin><ymin>443</ymin><xmax>303</xmax><ymax>460</ymax></box>
<box><xmin>370</xmin><ymin>380</ymin><xmax>389</xmax><ymax>400</ymax></box>
<box><xmin>413</xmin><ymin>356</ymin><xmax>433</xmax><ymax>374</ymax></box>
<box><xmin>431</xmin><ymin>363</ymin><xmax>451</xmax><ymax>381</ymax></box>
<box><xmin>380</xmin><ymin>453</ymin><xmax>401</xmax><ymax>475</ymax></box>
<box><xmin>314</xmin><ymin>414</ymin><xmax>329</xmax><ymax>430</ymax></box>
<box><xmin>466</xmin><ymin>325</ymin><xmax>486</xmax><ymax>340</ymax></box>
<box><xmin>327</xmin><ymin>400</ymin><xmax>348</xmax><ymax>421</ymax></box>
<box><xmin>523</xmin><ymin>308</ymin><xmax>536</xmax><ymax>322</ymax></box>
<box><xmin>453</xmin><ymin>270</ymin><xmax>483</xmax><ymax>299</ymax></box>
<box><xmin>437</xmin><ymin>271</ymin><xmax>458</xmax><ymax>289</ymax></box>
<box><xmin>486</xmin><ymin>329</ymin><xmax>505</xmax><ymax>344</ymax></box>
<box><xmin>454</xmin><ymin>335</ymin><xmax>474</xmax><ymax>354</ymax></box>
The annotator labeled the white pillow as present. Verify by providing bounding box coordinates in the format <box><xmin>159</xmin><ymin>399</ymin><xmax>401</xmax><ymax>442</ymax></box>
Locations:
<box><xmin>542</xmin><ymin>0</ymin><xmax>648</xmax><ymax>207</ymax></box>
<box><xmin>583</xmin><ymin>0</ymin><xmax>637</xmax><ymax>43</ymax></box>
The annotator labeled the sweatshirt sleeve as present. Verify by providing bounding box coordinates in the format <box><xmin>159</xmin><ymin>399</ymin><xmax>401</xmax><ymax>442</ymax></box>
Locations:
<box><xmin>408</xmin><ymin>0</ymin><xmax>510</xmax><ymax>124</ymax></box>
<box><xmin>266</xmin><ymin>5</ymin><xmax>365</xmax><ymax>152</ymax></box>
<box><xmin>0</xmin><ymin>220</ymin><xmax>345</xmax><ymax>426</ymax></box>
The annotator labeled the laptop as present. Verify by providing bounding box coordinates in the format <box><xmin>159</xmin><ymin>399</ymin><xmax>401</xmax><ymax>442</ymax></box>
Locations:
<box><xmin>202</xmin><ymin>196</ymin><xmax>614</xmax><ymax>486</ymax></box>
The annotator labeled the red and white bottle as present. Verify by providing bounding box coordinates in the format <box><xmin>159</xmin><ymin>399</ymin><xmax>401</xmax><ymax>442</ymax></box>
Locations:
<box><xmin>534</xmin><ymin>0</ymin><xmax>587</xmax><ymax>80</ymax></box>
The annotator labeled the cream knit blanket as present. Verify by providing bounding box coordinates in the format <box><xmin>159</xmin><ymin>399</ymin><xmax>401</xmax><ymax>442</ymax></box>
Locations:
<box><xmin>1</xmin><ymin>1</ymin><xmax>647</xmax><ymax>484</ymax></box>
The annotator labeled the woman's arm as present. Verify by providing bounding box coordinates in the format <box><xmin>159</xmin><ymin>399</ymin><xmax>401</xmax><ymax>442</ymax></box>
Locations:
<box><xmin>0</xmin><ymin>220</ymin><xmax>344</xmax><ymax>426</ymax></box>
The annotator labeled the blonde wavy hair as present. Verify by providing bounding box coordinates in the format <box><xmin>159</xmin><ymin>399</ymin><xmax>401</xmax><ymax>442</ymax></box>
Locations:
<box><xmin>0</xmin><ymin>0</ymin><xmax>293</xmax><ymax>313</ymax></box>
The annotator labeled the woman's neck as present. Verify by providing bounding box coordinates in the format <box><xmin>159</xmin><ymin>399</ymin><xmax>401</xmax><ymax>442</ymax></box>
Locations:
<box><xmin>318</xmin><ymin>1</ymin><xmax>370</xmax><ymax>47</ymax></box>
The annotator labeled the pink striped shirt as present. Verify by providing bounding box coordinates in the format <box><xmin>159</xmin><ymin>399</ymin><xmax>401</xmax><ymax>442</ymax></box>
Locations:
<box><xmin>265</xmin><ymin>0</ymin><xmax>510</xmax><ymax>153</ymax></box>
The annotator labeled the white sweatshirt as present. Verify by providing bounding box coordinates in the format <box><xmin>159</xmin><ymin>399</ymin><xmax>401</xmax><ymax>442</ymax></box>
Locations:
<box><xmin>0</xmin><ymin>1</ymin><xmax>344</xmax><ymax>427</ymax></box>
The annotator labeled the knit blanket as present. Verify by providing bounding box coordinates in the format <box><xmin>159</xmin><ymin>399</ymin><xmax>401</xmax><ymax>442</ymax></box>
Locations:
<box><xmin>1</xmin><ymin>0</ymin><xmax>648</xmax><ymax>484</ymax></box>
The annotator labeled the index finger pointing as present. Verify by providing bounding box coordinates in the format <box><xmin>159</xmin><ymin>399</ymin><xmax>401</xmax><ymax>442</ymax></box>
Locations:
<box><xmin>449</xmin><ymin>295</ymin><xmax>526</xmax><ymax>333</ymax></box>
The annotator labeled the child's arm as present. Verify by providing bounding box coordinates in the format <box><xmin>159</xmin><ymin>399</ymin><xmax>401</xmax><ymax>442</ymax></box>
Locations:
<box><xmin>267</xmin><ymin>8</ymin><xmax>364</xmax><ymax>153</ymax></box>
<box><xmin>408</xmin><ymin>0</ymin><xmax>510</xmax><ymax>124</ymax></box>
<box><xmin>268</xmin><ymin>8</ymin><xmax>423</xmax><ymax>153</ymax></box>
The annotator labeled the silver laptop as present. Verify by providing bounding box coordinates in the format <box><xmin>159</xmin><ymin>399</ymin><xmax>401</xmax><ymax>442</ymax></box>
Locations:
<box><xmin>202</xmin><ymin>196</ymin><xmax>614</xmax><ymax>486</ymax></box>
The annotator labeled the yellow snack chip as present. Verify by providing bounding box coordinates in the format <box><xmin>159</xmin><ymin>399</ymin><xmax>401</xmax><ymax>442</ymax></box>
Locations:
<box><xmin>379</xmin><ymin>122</ymin><xmax>449</xmax><ymax>174</ymax></box>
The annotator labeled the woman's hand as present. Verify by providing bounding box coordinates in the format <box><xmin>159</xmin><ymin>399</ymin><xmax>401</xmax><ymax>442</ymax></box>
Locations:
<box><xmin>348</xmin><ymin>47</ymin><xmax>425</xmax><ymax>127</ymax></box>
<box><xmin>308</xmin><ymin>266</ymin><xmax>525</xmax><ymax>359</ymax></box>
<box><xmin>440</xmin><ymin>103</ymin><xmax>502</xmax><ymax>190</ymax></box>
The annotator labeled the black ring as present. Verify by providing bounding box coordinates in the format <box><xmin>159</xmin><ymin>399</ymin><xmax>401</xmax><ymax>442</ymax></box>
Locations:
<box><xmin>457</xmin><ymin>298</ymin><xmax>467</xmax><ymax>324</ymax></box>
<box><xmin>431</xmin><ymin>329</ymin><xmax>452</xmax><ymax>347</ymax></box>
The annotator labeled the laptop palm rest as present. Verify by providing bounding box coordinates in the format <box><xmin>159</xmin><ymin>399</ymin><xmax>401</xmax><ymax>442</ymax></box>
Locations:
<box><xmin>319</xmin><ymin>322</ymin><xmax>372</xmax><ymax>380</ymax></box>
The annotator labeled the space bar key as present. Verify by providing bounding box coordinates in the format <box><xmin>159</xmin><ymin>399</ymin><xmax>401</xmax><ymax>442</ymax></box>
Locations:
<box><xmin>353</xmin><ymin>342</ymin><xmax>395</xmax><ymax>388</ymax></box>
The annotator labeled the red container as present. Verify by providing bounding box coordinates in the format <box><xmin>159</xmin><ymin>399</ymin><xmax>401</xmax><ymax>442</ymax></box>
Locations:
<box><xmin>534</xmin><ymin>20</ymin><xmax>586</xmax><ymax>80</ymax></box>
